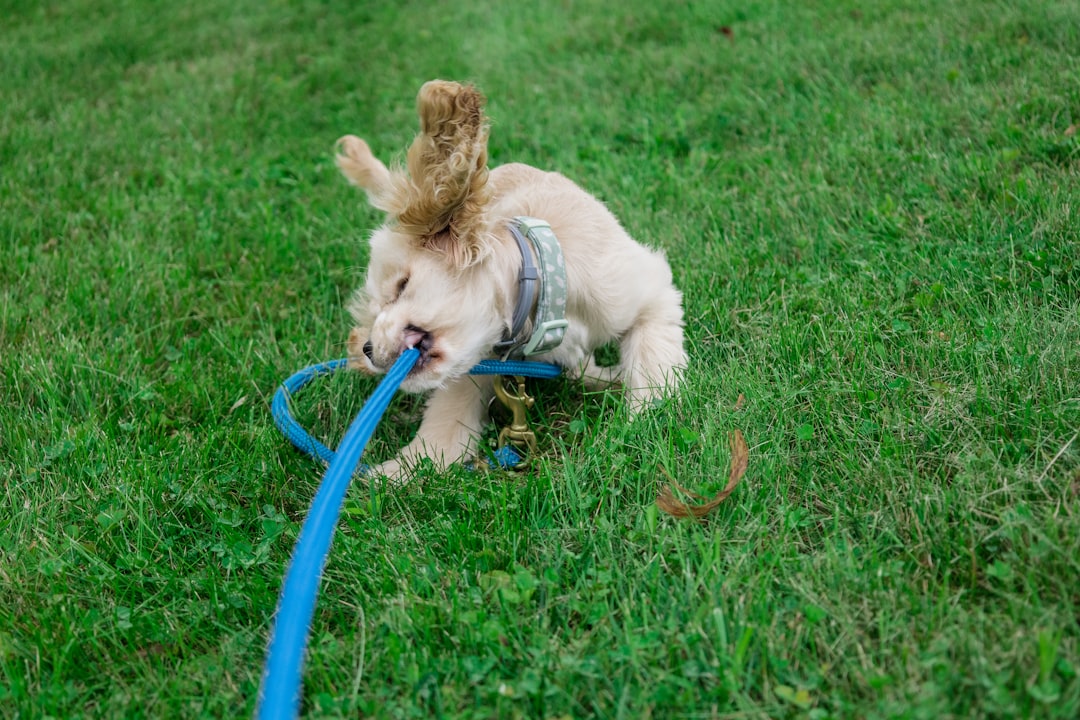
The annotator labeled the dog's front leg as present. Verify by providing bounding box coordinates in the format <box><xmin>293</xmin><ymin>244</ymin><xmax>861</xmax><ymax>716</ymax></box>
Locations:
<box><xmin>371</xmin><ymin>374</ymin><xmax>494</xmax><ymax>483</ymax></box>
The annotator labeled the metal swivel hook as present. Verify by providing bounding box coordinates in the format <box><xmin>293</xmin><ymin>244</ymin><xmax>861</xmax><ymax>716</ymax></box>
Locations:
<box><xmin>492</xmin><ymin>375</ymin><xmax>538</xmax><ymax>460</ymax></box>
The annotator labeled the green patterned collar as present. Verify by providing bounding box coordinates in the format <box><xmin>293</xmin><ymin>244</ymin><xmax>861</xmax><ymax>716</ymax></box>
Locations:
<box><xmin>494</xmin><ymin>217</ymin><xmax>569</xmax><ymax>359</ymax></box>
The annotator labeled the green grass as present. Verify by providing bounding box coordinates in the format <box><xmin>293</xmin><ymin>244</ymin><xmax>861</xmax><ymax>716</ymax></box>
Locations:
<box><xmin>2</xmin><ymin>0</ymin><xmax>1078</xmax><ymax>717</ymax></box>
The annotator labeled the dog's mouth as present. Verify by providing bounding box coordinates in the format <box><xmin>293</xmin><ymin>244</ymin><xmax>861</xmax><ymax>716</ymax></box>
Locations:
<box><xmin>402</xmin><ymin>325</ymin><xmax>433</xmax><ymax>353</ymax></box>
<box><xmin>363</xmin><ymin>325</ymin><xmax>440</xmax><ymax>372</ymax></box>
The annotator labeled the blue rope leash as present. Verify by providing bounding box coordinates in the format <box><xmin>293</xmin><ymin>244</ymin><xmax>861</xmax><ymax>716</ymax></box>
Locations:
<box><xmin>258</xmin><ymin>348</ymin><xmax>420</xmax><ymax>720</ymax></box>
<box><xmin>468</xmin><ymin>358</ymin><xmax>562</xmax><ymax>379</ymax></box>
<box><xmin>271</xmin><ymin>357</ymin><xmax>561</xmax><ymax>465</ymax></box>
<box><xmin>260</xmin><ymin>354</ymin><xmax>561</xmax><ymax>718</ymax></box>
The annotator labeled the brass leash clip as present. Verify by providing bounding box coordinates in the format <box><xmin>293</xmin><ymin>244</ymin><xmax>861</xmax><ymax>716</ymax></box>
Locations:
<box><xmin>492</xmin><ymin>375</ymin><xmax>538</xmax><ymax>461</ymax></box>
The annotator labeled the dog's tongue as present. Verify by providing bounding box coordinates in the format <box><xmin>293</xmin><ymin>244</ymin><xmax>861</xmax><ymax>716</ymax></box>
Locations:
<box><xmin>403</xmin><ymin>328</ymin><xmax>426</xmax><ymax>350</ymax></box>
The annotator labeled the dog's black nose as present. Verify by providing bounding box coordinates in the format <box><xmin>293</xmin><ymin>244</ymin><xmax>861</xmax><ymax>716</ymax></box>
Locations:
<box><xmin>362</xmin><ymin>340</ymin><xmax>374</xmax><ymax>361</ymax></box>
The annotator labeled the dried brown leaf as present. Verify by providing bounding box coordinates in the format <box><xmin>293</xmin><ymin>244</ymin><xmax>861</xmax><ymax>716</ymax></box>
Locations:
<box><xmin>656</xmin><ymin>430</ymin><xmax>748</xmax><ymax>519</ymax></box>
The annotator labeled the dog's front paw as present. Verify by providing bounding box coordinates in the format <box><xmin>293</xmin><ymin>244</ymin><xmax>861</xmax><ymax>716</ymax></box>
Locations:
<box><xmin>366</xmin><ymin>458</ymin><xmax>410</xmax><ymax>487</ymax></box>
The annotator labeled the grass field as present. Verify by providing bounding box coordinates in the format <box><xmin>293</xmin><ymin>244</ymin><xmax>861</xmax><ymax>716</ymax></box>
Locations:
<box><xmin>2</xmin><ymin>0</ymin><xmax>1079</xmax><ymax>717</ymax></box>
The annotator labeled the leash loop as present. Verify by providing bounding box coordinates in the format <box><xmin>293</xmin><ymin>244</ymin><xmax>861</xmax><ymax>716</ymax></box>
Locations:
<box><xmin>271</xmin><ymin>358</ymin><xmax>561</xmax><ymax>465</ymax></box>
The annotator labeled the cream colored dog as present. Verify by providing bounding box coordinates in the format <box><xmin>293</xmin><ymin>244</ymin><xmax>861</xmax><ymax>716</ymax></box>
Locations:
<box><xmin>336</xmin><ymin>80</ymin><xmax>686</xmax><ymax>480</ymax></box>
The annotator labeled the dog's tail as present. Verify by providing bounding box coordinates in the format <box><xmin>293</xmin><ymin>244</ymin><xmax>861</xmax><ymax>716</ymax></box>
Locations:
<box><xmin>392</xmin><ymin>81</ymin><xmax>492</xmax><ymax>267</ymax></box>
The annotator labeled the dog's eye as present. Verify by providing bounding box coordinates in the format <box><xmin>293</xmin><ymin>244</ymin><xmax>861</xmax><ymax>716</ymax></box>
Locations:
<box><xmin>393</xmin><ymin>276</ymin><xmax>409</xmax><ymax>300</ymax></box>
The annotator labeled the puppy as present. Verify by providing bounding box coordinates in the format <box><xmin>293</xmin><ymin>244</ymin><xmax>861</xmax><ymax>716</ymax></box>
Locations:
<box><xmin>336</xmin><ymin>80</ymin><xmax>687</xmax><ymax>481</ymax></box>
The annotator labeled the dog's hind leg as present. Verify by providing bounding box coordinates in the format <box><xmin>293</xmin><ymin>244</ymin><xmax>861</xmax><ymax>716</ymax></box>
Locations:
<box><xmin>616</xmin><ymin>290</ymin><xmax>687</xmax><ymax>415</ymax></box>
<box><xmin>568</xmin><ymin>356</ymin><xmax>622</xmax><ymax>391</ymax></box>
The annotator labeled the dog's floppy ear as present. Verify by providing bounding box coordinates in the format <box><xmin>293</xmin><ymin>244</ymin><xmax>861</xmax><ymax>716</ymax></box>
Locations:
<box><xmin>393</xmin><ymin>80</ymin><xmax>494</xmax><ymax>268</ymax></box>
<box><xmin>335</xmin><ymin>135</ymin><xmax>398</xmax><ymax>213</ymax></box>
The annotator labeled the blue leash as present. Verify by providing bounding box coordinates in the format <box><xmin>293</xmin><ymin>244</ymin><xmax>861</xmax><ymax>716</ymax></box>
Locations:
<box><xmin>258</xmin><ymin>348</ymin><xmax>421</xmax><ymax>719</ymax></box>
<box><xmin>260</xmin><ymin>354</ymin><xmax>560</xmax><ymax>719</ymax></box>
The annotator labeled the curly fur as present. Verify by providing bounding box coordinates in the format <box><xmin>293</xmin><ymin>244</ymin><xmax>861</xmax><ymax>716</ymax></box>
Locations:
<box><xmin>338</xmin><ymin>81</ymin><xmax>493</xmax><ymax>269</ymax></box>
